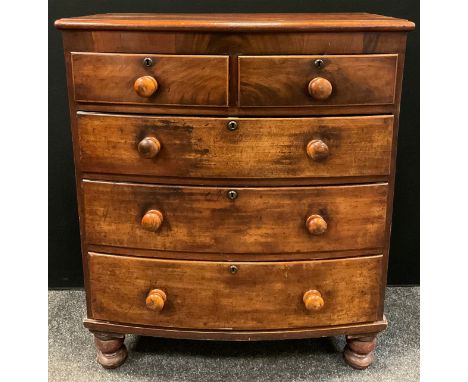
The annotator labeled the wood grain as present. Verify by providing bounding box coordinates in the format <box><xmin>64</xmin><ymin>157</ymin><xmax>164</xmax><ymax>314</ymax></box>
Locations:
<box><xmin>71</xmin><ymin>53</ymin><xmax>229</xmax><ymax>106</ymax></box>
<box><xmin>344</xmin><ymin>334</ymin><xmax>378</xmax><ymax>369</ymax></box>
<box><xmin>93</xmin><ymin>332</ymin><xmax>127</xmax><ymax>369</ymax></box>
<box><xmin>61</xmin><ymin>30</ymin><xmax>409</xmax><ymax>56</ymax></box>
<box><xmin>303</xmin><ymin>290</ymin><xmax>325</xmax><ymax>311</ymax></box>
<box><xmin>308</xmin><ymin>77</ymin><xmax>333</xmax><ymax>100</ymax></box>
<box><xmin>145</xmin><ymin>289</ymin><xmax>167</xmax><ymax>312</ymax></box>
<box><xmin>133</xmin><ymin>76</ymin><xmax>158</xmax><ymax>97</ymax></box>
<box><xmin>54</xmin><ymin>12</ymin><xmax>414</xmax><ymax>352</ymax></box>
<box><xmin>55</xmin><ymin>13</ymin><xmax>415</xmax><ymax>32</ymax></box>
<box><xmin>239</xmin><ymin>54</ymin><xmax>397</xmax><ymax>107</ymax></box>
<box><xmin>77</xmin><ymin>113</ymin><xmax>394</xmax><ymax>180</ymax></box>
<box><xmin>88</xmin><ymin>252</ymin><xmax>383</xmax><ymax>330</ymax></box>
<box><xmin>84</xmin><ymin>317</ymin><xmax>388</xmax><ymax>341</ymax></box>
<box><xmin>82</xmin><ymin>181</ymin><xmax>388</xmax><ymax>254</ymax></box>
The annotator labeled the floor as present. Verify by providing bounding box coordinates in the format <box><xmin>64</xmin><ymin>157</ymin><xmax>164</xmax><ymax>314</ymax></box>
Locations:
<box><xmin>48</xmin><ymin>287</ymin><xmax>419</xmax><ymax>382</ymax></box>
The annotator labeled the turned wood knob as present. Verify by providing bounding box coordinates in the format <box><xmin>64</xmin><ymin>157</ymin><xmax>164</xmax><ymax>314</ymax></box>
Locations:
<box><xmin>138</xmin><ymin>137</ymin><xmax>161</xmax><ymax>158</ymax></box>
<box><xmin>306</xmin><ymin>214</ymin><xmax>327</xmax><ymax>235</ymax></box>
<box><xmin>308</xmin><ymin>77</ymin><xmax>332</xmax><ymax>100</ymax></box>
<box><xmin>134</xmin><ymin>75</ymin><xmax>158</xmax><ymax>97</ymax></box>
<box><xmin>141</xmin><ymin>210</ymin><xmax>163</xmax><ymax>232</ymax></box>
<box><xmin>306</xmin><ymin>139</ymin><xmax>329</xmax><ymax>161</ymax></box>
<box><xmin>145</xmin><ymin>289</ymin><xmax>167</xmax><ymax>312</ymax></box>
<box><xmin>303</xmin><ymin>290</ymin><xmax>324</xmax><ymax>311</ymax></box>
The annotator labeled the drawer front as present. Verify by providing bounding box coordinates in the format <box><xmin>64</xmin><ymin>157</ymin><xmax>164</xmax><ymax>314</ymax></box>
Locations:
<box><xmin>88</xmin><ymin>253</ymin><xmax>383</xmax><ymax>330</ymax></box>
<box><xmin>239</xmin><ymin>54</ymin><xmax>397</xmax><ymax>107</ymax></box>
<box><xmin>71</xmin><ymin>53</ymin><xmax>229</xmax><ymax>106</ymax></box>
<box><xmin>78</xmin><ymin>113</ymin><xmax>394</xmax><ymax>179</ymax></box>
<box><xmin>83</xmin><ymin>181</ymin><xmax>388</xmax><ymax>254</ymax></box>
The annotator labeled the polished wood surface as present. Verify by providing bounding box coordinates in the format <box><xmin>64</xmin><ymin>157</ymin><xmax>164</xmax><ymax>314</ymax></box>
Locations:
<box><xmin>134</xmin><ymin>76</ymin><xmax>158</xmax><ymax>98</ymax></box>
<box><xmin>303</xmin><ymin>290</ymin><xmax>325</xmax><ymax>311</ymax></box>
<box><xmin>137</xmin><ymin>137</ymin><xmax>161</xmax><ymax>159</ymax></box>
<box><xmin>83</xmin><ymin>181</ymin><xmax>388</xmax><ymax>254</ymax></box>
<box><xmin>84</xmin><ymin>317</ymin><xmax>388</xmax><ymax>341</ymax></box>
<box><xmin>77</xmin><ymin>113</ymin><xmax>394</xmax><ymax>181</ymax></box>
<box><xmin>55</xmin><ymin>13</ymin><xmax>415</xmax><ymax>32</ymax></box>
<box><xmin>88</xmin><ymin>253</ymin><xmax>383</xmax><ymax>330</ymax></box>
<box><xmin>56</xmin><ymin>12</ymin><xmax>413</xmax><ymax>367</ymax></box>
<box><xmin>61</xmin><ymin>30</ymin><xmax>408</xmax><ymax>56</ymax></box>
<box><xmin>344</xmin><ymin>334</ymin><xmax>378</xmax><ymax>369</ymax></box>
<box><xmin>308</xmin><ymin>77</ymin><xmax>333</xmax><ymax>100</ymax></box>
<box><xmin>93</xmin><ymin>332</ymin><xmax>127</xmax><ymax>369</ymax></box>
<box><xmin>140</xmin><ymin>209</ymin><xmax>163</xmax><ymax>232</ymax></box>
<box><xmin>239</xmin><ymin>55</ymin><xmax>397</xmax><ymax>107</ymax></box>
<box><xmin>306</xmin><ymin>215</ymin><xmax>328</xmax><ymax>236</ymax></box>
<box><xmin>71</xmin><ymin>53</ymin><xmax>229</xmax><ymax>106</ymax></box>
<box><xmin>306</xmin><ymin>139</ymin><xmax>329</xmax><ymax>161</ymax></box>
<box><xmin>145</xmin><ymin>289</ymin><xmax>167</xmax><ymax>312</ymax></box>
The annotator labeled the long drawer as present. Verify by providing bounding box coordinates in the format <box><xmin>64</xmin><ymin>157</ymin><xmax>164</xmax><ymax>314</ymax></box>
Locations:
<box><xmin>82</xmin><ymin>181</ymin><xmax>388</xmax><ymax>254</ymax></box>
<box><xmin>88</xmin><ymin>252</ymin><xmax>383</xmax><ymax>330</ymax></box>
<box><xmin>78</xmin><ymin>113</ymin><xmax>394</xmax><ymax>180</ymax></box>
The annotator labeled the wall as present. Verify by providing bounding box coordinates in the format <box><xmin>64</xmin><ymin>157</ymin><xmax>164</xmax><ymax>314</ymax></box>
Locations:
<box><xmin>49</xmin><ymin>0</ymin><xmax>419</xmax><ymax>287</ymax></box>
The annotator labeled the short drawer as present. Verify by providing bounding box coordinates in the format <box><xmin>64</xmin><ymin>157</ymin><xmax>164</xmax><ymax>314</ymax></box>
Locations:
<box><xmin>71</xmin><ymin>53</ymin><xmax>229</xmax><ymax>106</ymax></box>
<box><xmin>88</xmin><ymin>253</ymin><xmax>383</xmax><ymax>330</ymax></box>
<box><xmin>78</xmin><ymin>113</ymin><xmax>394</xmax><ymax>180</ymax></box>
<box><xmin>238</xmin><ymin>54</ymin><xmax>397</xmax><ymax>107</ymax></box>
<box><xmin>83</xmin><ymin>181</ymin><xmax>388</xmax><ymax>254</ymax></box>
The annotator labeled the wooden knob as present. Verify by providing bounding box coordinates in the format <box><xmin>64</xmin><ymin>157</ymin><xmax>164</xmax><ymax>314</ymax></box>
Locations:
<box><xmin>306</xmin><ymin>139</ymin><xmax>329</xmax><ymax>161</ymax></box>
<box><xmin>303</xmin><ymin>290</ymin><xmax>324</xmax><ymax>311</ymax></box>
<box><xmin>141</xmin><ymin>210</ymin><xmax>163</xmax><ymax>232</ymax></box>
<box><xmin>138</xmin><ymin>137</ymin><xmax>161</xmax><ymax>158</ymax></box>
<box><xmin>134</xmin><ymin>75</ymin><xmax>158</xmax><ymax>97</ymax></box>
<box><xmin>306</xmin><ymin>214</ymin><xmax>327</xmax><ymax>235</ymax></box>
<box><xmin>308</xmin><ymin>77</ymin><xmax>332</xmax><ymax>100</ymax></box>
<box><xmin>145</xmin><ymin>289</ymin><xmax>167</xmax><ymax>312</ymax></box>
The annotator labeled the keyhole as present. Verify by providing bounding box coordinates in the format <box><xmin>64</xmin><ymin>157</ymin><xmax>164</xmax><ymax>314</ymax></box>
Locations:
<box><xmin>229</xmin><ymin>265</ymin><xmax>238</xmax><ymax>274</ymax></box>
<box><xmin>227</xmin><ymin>121</ymin><xmax>238</xmax><ymax>131</ymax></box>
<box><xmin>314</xmin><ymin>59</ymin><xmax>324</xmax><ymax>69</ymax></box>
<box><xmin>227</xmin><ymin>190</ymin><xmax>238</xmax><ymax>200</ymax></box>
<box><xmin>143</xmin><ymin>57</ymin><xmax>153</xmax><ymax>67</ymax></box>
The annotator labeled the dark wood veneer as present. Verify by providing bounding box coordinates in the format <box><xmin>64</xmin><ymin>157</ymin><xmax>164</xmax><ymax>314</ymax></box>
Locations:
<box><xmin>56</xmin><ymin>12</ymin><xmax>414</xmax><ymax>369</ymax></box>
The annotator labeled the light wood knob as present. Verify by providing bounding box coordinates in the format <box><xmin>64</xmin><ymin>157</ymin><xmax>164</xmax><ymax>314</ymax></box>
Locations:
<box><xmin>141</xmin><ymin>210</ymin><xmax>163</xmax><ymax>232</ymax></box>
<box><xmin>134</xmin><ymin>75</ymin><xmax>158</xmax><ymax>97</ymax></box>
<box><xmin>303</xmin><ymin>290</ymin><xmax>324</xmax><ymax>311</ymax></box>
<box><xmin>308</xmin><ymin>77</ymin><xmax>332</xmax><ymax>100</ymax></box>
<box><xmin>306</xmin><ymin>214</ymin><xmax>327</xmax><ymax>235</ymax></box>
<box><xmin>306</xmin><ymin>139</ymin><xmax>329</xmax><ymax>161</ymax></box>
<box><xmin>145</xmin><ymin>289</ymin><xmax>167</xmax><ymax>312</ymax></box>
<box><xmin>138</xmin><ymin>137</ymin><xmax>161</xmax><ymax>158</ymax></box>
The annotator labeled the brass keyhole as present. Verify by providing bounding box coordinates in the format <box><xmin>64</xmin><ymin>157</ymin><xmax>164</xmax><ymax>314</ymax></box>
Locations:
<box><xmin>229</xmin><ymin>265</ymin><xmax>238</xmax><ymax>274</ymax></box>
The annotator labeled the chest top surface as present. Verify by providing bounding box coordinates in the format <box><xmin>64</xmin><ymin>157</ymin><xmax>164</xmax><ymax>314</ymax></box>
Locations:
<box><xmin>55</xmin><ymin>12</ymin><xmax>415</xmax><ymax>32</ymax></box>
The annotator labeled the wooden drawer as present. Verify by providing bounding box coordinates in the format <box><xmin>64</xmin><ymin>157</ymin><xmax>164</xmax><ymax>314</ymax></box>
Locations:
<box><xmin>71</xmin><ymin>53</ymin><xmax>229</xmax><ymax>106</ymax></box>
<box><xmin>78</xmin><ymin>113</ymin><xmax>394</xmax><ymax>180</ymax></box>
<box><xmin>88</xmin><ymin>252</ymin><xmax>383</xmax><ymax>330</ymax></box>
<box><xmin>238</xmin><ymin>54</ymin><xmax>397</xmax><ymax>107</ymax></box>
<box><xmin>83</xmin><ymin>181</ymin><xmax>388</xmax><ymax>254</ymax></box>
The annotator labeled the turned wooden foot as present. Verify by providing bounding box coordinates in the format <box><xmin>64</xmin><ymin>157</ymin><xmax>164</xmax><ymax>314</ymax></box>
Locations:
<box><xmin>343</xmin><ymin>334</ymin><xmax>377</xmax><ymax>369</ymax></box>
<box><xmin>93</xmin><ymin>332</ymin><xmax>128</xmax><ymax>369</ymax></box>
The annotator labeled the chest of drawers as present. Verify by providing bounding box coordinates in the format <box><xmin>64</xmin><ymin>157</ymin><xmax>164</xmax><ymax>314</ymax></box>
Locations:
<box><xmin>55</xmin><ymin>13</ymin><xmax>414</xmax><ymax>370</ymax></box>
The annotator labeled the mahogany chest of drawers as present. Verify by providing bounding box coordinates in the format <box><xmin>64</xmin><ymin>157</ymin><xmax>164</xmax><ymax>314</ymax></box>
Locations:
<box><xmin>55</xmin><ymin>13</ymin><xmax>414</xmax><ymax>369</ymax></box>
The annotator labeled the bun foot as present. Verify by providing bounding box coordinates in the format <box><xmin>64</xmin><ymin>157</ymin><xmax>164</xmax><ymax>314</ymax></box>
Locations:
<box><xmin>343</xmin><ymin>334</ymin><xmax>377</xmax><ymax>369</ymax></box>
<box><xmin>93</xmin><ymin>332</ymin><xmax>128</xmax><ymax>369</ymax></box>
